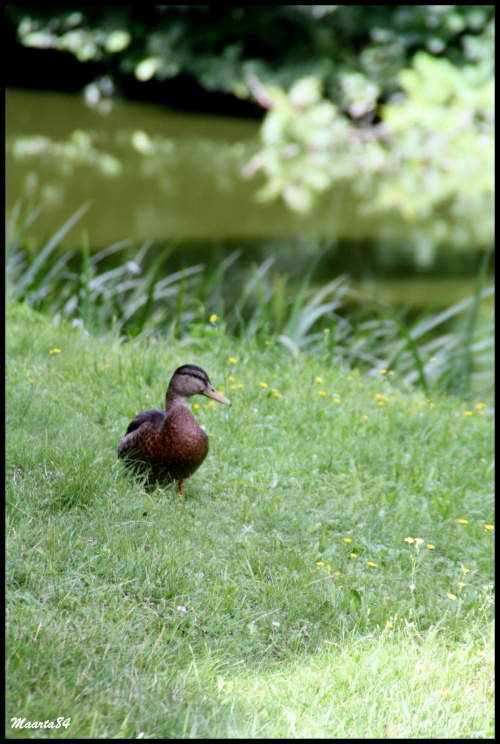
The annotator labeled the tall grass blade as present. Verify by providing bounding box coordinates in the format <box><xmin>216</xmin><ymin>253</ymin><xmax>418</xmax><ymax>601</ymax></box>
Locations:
<box><xmin>197</xmin><ymin>249</ymin><xmax>242</xmax><ymax>300</ymax></box>
<box><xmin>383</xmin><ymin>310</ymin><xmax>429</xmax><ymax>392</ymax></box>
<box><xmin>90</xmin><ymin>239</ymin><xmax>131</xmax><ymax>266</ymax></box>
<box><xmin>35</xmin><ymin>250</ymin><xmax>75</xmax><ymax>299</ymax></box>
<box><xmin>11</xmin><ymin>202</ymin><xmax>90</xmax><ymax>299</ymax></box>
<box><xmin>6</xmin><ymin>203</ymin><xmax>41</xmax><ymax>263</ymax></box>
<box><xmin>282</xmin><ymin>250</ymin><xmax>327</xmax><ymax>340</ymax></box>
<box><xmin>5</xmin><ymin>200</ymin><xmax>21</xmax><ymax>255</ymax></box>
<box><xmin>456</xmin><ymin>248</ymin><xmax>493</xmax><ymax>395</ymax></box>
<box><xmin>174</xmin><ymin>271</ymin><xmax>187</xmax><ymax>339</ymax></box>
<box><xmin>129</xmin><ymin>246</ymin><xmax>168</xmax><ymax>336</ymax></box>
<box><xmin>79</xmin><ymin>233</ymin><xmax>91</xmax><ymax>329</ymax></box>
<box><xmin>409</xmin><ymin>287</ymin><xmax>494</xmax><ymax>340</ymax></box>
<box><xmin>232</xmin><ymin>256</ymin><xmax>276</xmax><ymax>322</ymax></box>
<box><xmin>277</xmin><ymin>334</ymin><xmax>299</xmax><ymax>359</ymax></box>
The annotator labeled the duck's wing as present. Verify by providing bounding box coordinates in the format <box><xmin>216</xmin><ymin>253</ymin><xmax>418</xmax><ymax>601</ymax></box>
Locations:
<box><xmin>125</xmin><ymin>409</ymin><xmax>165</xmax><ymax>435</ymax></box>
<box><xmin>118</xmin><ymin>409</ymin><xmax>166</xmax><ymax>460</ymax></box>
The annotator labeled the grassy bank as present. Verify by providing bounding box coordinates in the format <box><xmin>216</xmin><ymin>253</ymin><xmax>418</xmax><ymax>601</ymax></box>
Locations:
<box><xmin>6</xmin><ymin>300</ymin><xmax>494</xmax><ymax>738</ymax></box>
<box><xmin>6</xmin><ymin>204</ymin><xmax>495</xmax><ymax>398</ymax></box>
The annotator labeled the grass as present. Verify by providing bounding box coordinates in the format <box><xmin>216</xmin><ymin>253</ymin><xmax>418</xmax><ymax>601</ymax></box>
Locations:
<box><xmin>6</xmin><ymin>204</ymin><xmax>495</xmax><ymax>398</ymax></box>
<box><xmin>6</xmin><ymin>299</ymin><xmax>494</xmax><ymax>738</ymax></box>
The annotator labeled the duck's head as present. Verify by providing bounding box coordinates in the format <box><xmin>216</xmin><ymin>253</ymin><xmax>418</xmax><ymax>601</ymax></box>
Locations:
<box><xmin>166</xmin><ymin>364</ymin><xmax>232</xmax><ymax>409</ymax></box>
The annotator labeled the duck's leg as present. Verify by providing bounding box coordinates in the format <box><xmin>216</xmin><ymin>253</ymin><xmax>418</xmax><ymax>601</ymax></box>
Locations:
<box><xmin>178</xmin><ymin>480</ymin><xmax>184</xmax><ymax>496</ymax></box>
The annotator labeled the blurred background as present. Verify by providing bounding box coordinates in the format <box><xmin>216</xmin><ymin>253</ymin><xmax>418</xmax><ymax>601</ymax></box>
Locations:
<box><xmin>5</xmin><ymin>5</ymin><xmax>494</xmax><ymax>395</ymax></box>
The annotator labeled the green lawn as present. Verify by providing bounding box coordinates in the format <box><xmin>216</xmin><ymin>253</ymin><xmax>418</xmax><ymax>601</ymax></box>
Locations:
<box><xmin>6</xmin><ymin>301</ymin><xmax>494</xmax><ymax>738</ymax></box>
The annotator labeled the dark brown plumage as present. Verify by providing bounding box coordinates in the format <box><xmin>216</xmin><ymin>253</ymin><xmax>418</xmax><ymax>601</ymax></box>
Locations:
<box><xmin>117</xmin><ymin>364</ymin><xmax>231</xmax><ymax>493</ymax></box>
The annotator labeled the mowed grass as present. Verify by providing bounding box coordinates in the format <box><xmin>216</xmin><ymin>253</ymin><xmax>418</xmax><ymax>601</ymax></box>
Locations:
<box><xmin>6</xmin><ymin>301</ymin><xmax>494</xmax><ymax>738</ymax></box>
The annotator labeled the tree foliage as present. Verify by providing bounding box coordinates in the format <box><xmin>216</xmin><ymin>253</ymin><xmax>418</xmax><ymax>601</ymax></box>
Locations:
<box><xmin>6</xmin><ymin>5</ymin><xmax>495</xmax><ymax>241</ymax></box>
<box><xmin>7</xmin><ymin>5</ymin><xmax>494</xmax><ymax>106</ymax></box>
<box><xmin>244</xmin><ymin>50</ymin><xmax>494</xmax><ymax>246</ymax></box>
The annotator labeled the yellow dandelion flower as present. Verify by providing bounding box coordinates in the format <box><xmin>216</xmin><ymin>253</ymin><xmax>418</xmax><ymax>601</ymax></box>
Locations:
<box><xmin>379</xmin><ymin>369</ymin><xmax>387</xmax><ymax>375</ymax></box>
<box><xmin>427</xmin><ymin>544</ymin><xmax>435</xmax><ymax>550</ymax></box>
<box><xmin>327</xmin><ymin>564</ymin><xmax>331</xmax><ymax>572</ymax></box>
<box><xmin>404</xmin><ymin>537</ymin><xmax>414</xmax><ymax>544</ymax></box>
<box><xmin>333</xmin><ymin>397</ymin><xmax>340</xmax><ymax>404</ymax></box>
<box><xmin>388</xmin><ymin>370</ymin><xmax>394</xmax><ymax>376</ymax></box>
<box><xmin>460</xmin><ymin>565</ymin><xmax>470</xmax><ymax>574</ymax></box>
<box><xmin>49</xmin><ymin>348</ymin><xmax>61</xmax><ymax>355</ymax></box>
<box><xmin>484</xmin><ymin>524</ymin><xmax>494</xmax><ymax>531</ymax></box>
<box><xmin>319</xmin><ymin>390</ymin><xmax>326</xmax><ymax>397</ymax></box>
<box><xmin>414</xmin><ymin>538</ymin><xmax>424</xmax><ymax>546</ymax></box>
<box><xmin>344</xmin><ymin>537</ymin><xmax>352</xmax><ymax>543</ymax></box>
<box><xmin>458</xmin><ymin>519</ymin><xmax>468</xmax><ymax>525</ymax></box>
<box><xmin>430</xmin><ymin>357</ymin><xmax>437</xmax><ymax>362</ymax></box>
<box><xmin>210</xmin><ymin>314</ymin><xmax>218</xmax><ymax>323</ymax></box>
<box><xmin>271</xmin><ymin>374</ymin><xmax>278</xmax><ymax>379</ymax></box>
<box><xmin>228</xmin><ymin>376</ymin><xmax>236</xmax><ymax>381</ymax></box>
<box><xmin>350</xmin><ymin>553</ymin><xmax>357</xmax><ymax>558</ymax></box>
<box><xmin>103</xmin><ymin>547</ymin><xmax>111</xmax><ymax>552</ymax></box>
<box><xmin>362</xmin><ymin>414</ymin><xmax>368</xmax><ymax>421</ymax></box>
<box><xmin>475</xmin><ymin>402</ymin><xmax>486</xmax><ymax>410</ymax></box>
<box><xmin>367</xmin><ymin>561</ymin><xmax>377</xmax><ymax>568</ymax></box>
<box><xmin>463</xmin><ymin>410</ymin><xmax>473</xmax><ymax>416</ymax></box>
<box><xmin>229</xmin><ymin>357</ymin><xmax>237</xmax><ymax>363</ymax></box>
<box><xmin>29</xmin><ymin>379</ymin><xmax>33</xmax><ymax>384</ymax></box>
<box><xmin>209</xmin><ymin>433</ymin><xmax>214</xmax><ymax>437</ymax></box>
<box><xmin>447</xmin><ymin>593</ymin><xmax>457</xmax><ymax>600</ymax></box>
<box><xmin>439</xmin><ymin>689</ymin><xmax>451</xmax><ymax>697</ymax></box>
<box><xmin>218</xmin><ymin>389</ymin><xmax>225</xmax><ymax>396</ymax></box>
<box><xmin>334</xmin><ymin>570</ymin><xmax>340</xmax><ymax>577</ymax></box>
<box><xmin>230</xmin><ymin>385</ymin><xmax>237</xmax><ymax>390</ymax></box>
<box><xmin>273</xmin><ymin>391</ymin><xmax>282</xmax><ymax>399</ymax></box>
<box><xmin>193</xmin><ymin>403</ymin><xmax>200</xmax><ymax>410</ymax></box>
<box><xmin>323</xmin><ymin>328</ymin><xmax>329</xmax><ymax>334</ymax></box>
<box><xmin>375</xmin><ymin>394</ymin><xmax>383</xmax><ymax>400</ymax></box>
<box><xmin>457</xmin><ymin>581</ymin><xmax>466</xmax><ymax>588</ymax></box>
<box><xmin>259</xmin><ymin>382</ymin><xmax>268</xmax><ymax>388</ymax></box>
<box><xmin>315</xmin><ymin>377</ymin><xmax>323</xmax><ymax>383</ymax></box>
<box><xmin>346</xmin><ymin>375</ymin><xmax>353</xmax><ymax>381</ymax></box>
<box><xmin>238</xmin><ymin>383</ymin><xmax>244</xmax><ymax>389</ymax></box>
<box><xmin>264</xmin><ymin>340</ymin><xmax>270</xmax><ymax>345</ymax></box>
<box><xmin>452</xmin><ymin>434</ymin><xmax>457</xmax><ymax>439</ymax></box>
<box><xmin>316</xmin><ymin>561</ymin><xmax>325</xmax><ymax>569</ymax></box>
<box><xmin>377</xmin><ymin>401</ymin><xmax>385</xmax><ymax>407</ymax></box>
<box><xmin>430</xmin><ymin>402</ymin><xmax>436</xmax><ymax>409</ymax></box>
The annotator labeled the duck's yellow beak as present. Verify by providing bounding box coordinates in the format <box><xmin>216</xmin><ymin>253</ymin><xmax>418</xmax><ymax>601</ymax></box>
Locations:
<box><xmin>203</xmin><ymin>384</ymin><xmax>232</xmax><ymax>406</ymax></box>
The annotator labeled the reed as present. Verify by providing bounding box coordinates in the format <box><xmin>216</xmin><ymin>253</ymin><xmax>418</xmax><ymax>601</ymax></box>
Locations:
<box><xmin>6</xmin><ymin>204</ymin><xmax>494</xmax><ymax>397</ymax></box>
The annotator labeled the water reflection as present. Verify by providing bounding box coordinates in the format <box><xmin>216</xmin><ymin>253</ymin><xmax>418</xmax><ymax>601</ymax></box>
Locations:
<box><xmin>5</xmin><ymin>87</ymin><xmax>492</xmax><ymax>308</ymax></box>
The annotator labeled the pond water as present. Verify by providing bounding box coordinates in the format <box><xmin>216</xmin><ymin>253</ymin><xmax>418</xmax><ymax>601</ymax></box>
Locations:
<box><xmin>5</xmin><ymin>87</ymin><xmax>492</xmax><ymax>308</ymax></box>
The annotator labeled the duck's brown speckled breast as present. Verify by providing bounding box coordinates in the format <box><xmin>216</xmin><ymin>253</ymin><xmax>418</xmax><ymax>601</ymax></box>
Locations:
<box><xmin>160</xmin><ymin>407</ymin><xmax>209</xmax><ymax>480</ymax></box>
<box><xmin>120</xmin><ymin>406</ymin><xmax>208</xmax><ymax>482</ymax></box>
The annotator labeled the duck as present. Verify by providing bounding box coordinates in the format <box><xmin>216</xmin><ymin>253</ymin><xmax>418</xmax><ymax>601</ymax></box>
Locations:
<box><xmin>118</xmin><ymin>364</ymin><xmax>232</xmax><ymax>493</ymax></box>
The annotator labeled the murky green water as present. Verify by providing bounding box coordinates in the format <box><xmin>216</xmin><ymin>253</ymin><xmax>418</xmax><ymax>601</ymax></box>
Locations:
<box><xmin>5</xmin><ymin>88</ymin><xmax>492</xmax><ymax>308</ymax></box>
